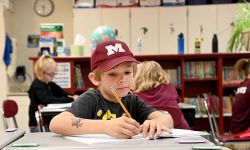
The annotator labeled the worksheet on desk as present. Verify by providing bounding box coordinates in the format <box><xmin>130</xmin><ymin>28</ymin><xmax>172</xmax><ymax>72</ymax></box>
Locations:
<box><xmin>46</xmin><ymin>103</ymin><xmax>72</xmax><ymax>109</ymax></box>
<box><xmin>159</xmin><ymin>129</ymin><xmax>209</xmax><ymax>138</ymax></box>
<box><xmin>64</xmin><ymin>134</ymin><xmax>145</xmax><ymax>144</ymax></box>
<box><xmin>64</xmin><ymin>129</ymin><xmax>209</xmax><ymax>144</ymax></box>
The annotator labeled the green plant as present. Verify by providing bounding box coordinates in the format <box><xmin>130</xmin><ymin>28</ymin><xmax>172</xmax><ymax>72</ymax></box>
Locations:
<box><xmin>228</xmin><ymin>3</ymin><xmax>250</xmax><ymax>52</ymax></box>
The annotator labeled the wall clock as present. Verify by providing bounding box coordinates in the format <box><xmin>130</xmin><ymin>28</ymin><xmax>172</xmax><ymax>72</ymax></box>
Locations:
<box><xmin>34</xmin><ymin>0</ymin><xmax>54</xmax><ymax>17</ymax></box>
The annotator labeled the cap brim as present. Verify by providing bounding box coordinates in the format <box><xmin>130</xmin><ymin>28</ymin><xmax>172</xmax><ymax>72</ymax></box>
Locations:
<box><xmin>99</xmin><ymin>56</ymin><xmax>139</xmax><ymax>71</ymax></box>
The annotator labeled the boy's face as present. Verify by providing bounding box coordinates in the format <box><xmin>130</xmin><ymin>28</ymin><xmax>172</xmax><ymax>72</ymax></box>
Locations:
<box><xmin>99</xmin><ymin>62</ymin><xmax>134</xmax><ymax>101</ymax></box>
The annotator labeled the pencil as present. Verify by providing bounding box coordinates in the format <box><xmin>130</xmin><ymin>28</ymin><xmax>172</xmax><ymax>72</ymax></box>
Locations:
<box><xmin>68</xmin><ymin>95</ymin><xmax>73</xmax><ymax>98</ymax></box>
<box><xmin>110</xmin><ymin>87</ymin><xmax>132</xmax><ymax>118</ymax></box>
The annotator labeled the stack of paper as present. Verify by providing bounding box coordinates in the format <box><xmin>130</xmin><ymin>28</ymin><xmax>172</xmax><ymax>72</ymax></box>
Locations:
<box><xmin>64</xmin><ymin>129</ymin><xmax>209</xmax><ymax>144</ymax></box>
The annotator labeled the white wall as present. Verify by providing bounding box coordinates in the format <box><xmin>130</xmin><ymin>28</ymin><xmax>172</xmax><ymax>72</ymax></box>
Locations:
<box><xmin>8</xmin><ymin>0</ymin><xmax>74</xmax><ymax>91</ymax></box>
<box><xmin>1</xmin><ymin>0</ymin><xmax>74</xmax><ymax>131</ymax></box>
<box><xmin>0</xmin><ymin>3</ymin><xmax>9</xmax><ymax>131</ymax></box>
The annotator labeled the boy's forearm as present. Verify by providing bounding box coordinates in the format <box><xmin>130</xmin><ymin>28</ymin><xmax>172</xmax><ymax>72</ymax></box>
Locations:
<box><xmin>49</xmin><ymin>112</ymin><xmax>107</xmax><ymax>135</ymax></box>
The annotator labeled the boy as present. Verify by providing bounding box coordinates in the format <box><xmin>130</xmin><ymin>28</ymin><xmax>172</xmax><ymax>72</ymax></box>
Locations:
<box><xmin>49</xmin><ymin>40</ymin><xmax>173</xmax><ymax>139</ymax></box>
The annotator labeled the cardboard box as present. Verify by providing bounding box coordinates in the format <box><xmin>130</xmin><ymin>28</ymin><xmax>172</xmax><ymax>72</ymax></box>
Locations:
<box><xmin>162</xmin><ymin>0</ymin><xmax>185</xmax><ymax>6</ymax></box>
<box><xmin>140</xmin><ymin>0</ymin><xmax>161</xmax><ymax>7</ymax></box>
<box><xmin>73</xmin><ymin>0</ymin><xmax>94</xmax><ymax>8</ymax></box>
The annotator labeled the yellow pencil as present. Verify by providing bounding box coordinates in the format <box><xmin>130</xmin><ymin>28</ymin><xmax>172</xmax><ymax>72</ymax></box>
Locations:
<box><xmin>68</xmin><ymin>95</ymin><xmax>73</xmax><ymax>98</ymax></box>
<box><xmin>110</xmin><ymin>87</ymin><xmax>132</xmax><ymax>118</ymax></box>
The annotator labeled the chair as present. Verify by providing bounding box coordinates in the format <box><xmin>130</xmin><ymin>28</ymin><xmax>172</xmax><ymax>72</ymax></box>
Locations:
<box><xmin>203</xmin><ymin>95</ymin><xmax>219</xmax><ymax>138</ymax></box>
<box><xmin>35</xmin><ymin>104</ymin><xmax>46</xmax><ymax>132</ymax></box>
<box><xmin>151</xmin><ymin>105</ymin><xmax>190</xmax><ymax>129</ymax></box>
<box><xmin>203</xmin><ymin>96</ymin><xmax>250</xmax><ymax>145</ymax></box>
<box><xmin>1</xmin><ymin>99</ymin><xmax>18</xmax><ymax>129</ymax></box>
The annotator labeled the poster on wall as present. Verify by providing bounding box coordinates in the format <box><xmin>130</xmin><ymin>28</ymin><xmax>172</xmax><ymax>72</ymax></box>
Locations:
<box><xmin>27</xmin><ymin>34</ymin><xmax>40</xmax><ymax>48</ymax></box>
<box><xmin>39</xmin><ymin>23</ymin><xmax>64</xmax><ymax>56</ymax></box>
<box><xmin>53</xmin><ymin>62</ymin><xmax>71</xmax><ymax>88</ymax></box>
<box><xmin>40</xmin><ymin>23</ymin><xmax>64</xmax><ymax>39</ymax></box>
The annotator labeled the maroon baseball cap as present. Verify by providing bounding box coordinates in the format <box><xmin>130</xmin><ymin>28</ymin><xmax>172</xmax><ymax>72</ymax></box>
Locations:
<box><xmin>91</xmin><ymin>40</ymin><xmax>138</xmax><ymax>71</ymax></box>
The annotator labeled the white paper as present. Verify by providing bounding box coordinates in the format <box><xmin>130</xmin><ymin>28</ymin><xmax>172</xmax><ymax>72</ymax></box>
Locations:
<box><xmin>64</xmin><ymin>129</ymin><xmax>209</xmax><ymax>144</ymax></box>
<box><xmin>65</xmin><ymin>134</ymin><xmax>145</xmax><ymax>144</ymax></box>
<box><xmin>158</xmin><ymin>129</ymin><xmax>209</xmax><ymax>138</ymax></box>
<box><xmin>46</xmin><ymin>103</ymin><xmax>72</xmax><ymax>109</ymax></box>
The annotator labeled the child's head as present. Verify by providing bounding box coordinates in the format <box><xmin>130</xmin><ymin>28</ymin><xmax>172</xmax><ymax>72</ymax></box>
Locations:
<box><xmin>133</xmin><ymin>61</ymin><xmax>170</xmax><ymax>92</ymax></box>
<box><xmin>234</xmin><ymin>58</ymin><xmax>250</xmax><ymax>79</ymax></box>
<box><xmin>89</xmin><ymin>40</ymin><xmax>138</xmax><ymax>100</ymax></box>
<box><xmin>34</xmin><ymin>54</ymin><xmax>57</xmax><ymax>83</ymax></box>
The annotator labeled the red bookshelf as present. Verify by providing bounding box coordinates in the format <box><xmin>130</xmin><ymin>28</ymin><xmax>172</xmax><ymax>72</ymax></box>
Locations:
<box><xmin>30</xmin><ymin>52</ymin><xmax>250</xmax><ymax>134</ymax></box>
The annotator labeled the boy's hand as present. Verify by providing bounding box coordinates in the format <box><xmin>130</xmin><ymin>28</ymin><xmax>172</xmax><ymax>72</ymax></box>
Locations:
<box><xmin>140</xmin><ymin>120</ymin><xmax>172</xmax><ymax>139</ymax></box>
<box><xmin>104</xmin><ymin>116</ymin><xmax>140</xmax><ymax>139</ymax></box>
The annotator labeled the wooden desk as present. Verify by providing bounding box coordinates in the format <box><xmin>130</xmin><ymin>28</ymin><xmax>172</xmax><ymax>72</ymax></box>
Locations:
<box><xmin>0</xmin><ymin>129</ymin><xmax>25</xmax><ymax>149</ymax></box>
<box><xmin>4</xmin><ymin>132</ymin><xmax>231</xmax><ymax>150</ymax></box>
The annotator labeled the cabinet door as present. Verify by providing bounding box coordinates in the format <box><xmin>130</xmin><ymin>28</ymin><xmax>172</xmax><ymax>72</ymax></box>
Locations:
<box><xmin>217</xmin><ymin>4</ymin><xmax>239</xmax><ymax>53</ymax></box>
<box><xmin>188</xmin><ymin>5</ymin><xmax>217</xmax><ymax>53</ymax></box>
<box><xmin>130</xmin><ymin>7</ymin><xmax>159</xmax><ymax>55</ymax></box>
<box><xmin>159</xmin><ymin>7</ymin><xmax>187</xmax><ymax>54</ymax></box>
<box><xmin>73</xmin><ymin>9</ymin><xmax>102</xmax><ymax>56</ymax></box>
<box><xmin>102</xmin><ymin>8</ymin><xmax>130</xmax><ymax>47</ymax></box>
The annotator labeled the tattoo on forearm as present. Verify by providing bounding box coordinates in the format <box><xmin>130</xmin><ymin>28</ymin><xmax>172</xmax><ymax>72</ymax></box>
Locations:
<box><xmin>71</xmin><ymin>117</ymin><xmax>83</xmax><ymax>128</ymax></box>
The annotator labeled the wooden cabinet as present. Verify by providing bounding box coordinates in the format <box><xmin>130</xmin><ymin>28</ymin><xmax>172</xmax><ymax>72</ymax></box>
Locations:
<box><xmin>30</xmin><ymin>52</ymin><xmax>250</xmax><ymax>133</ymax></box>
<box><xmin>30</xmin><ymin>57</ymin><xmax>93</xmax><ymax>94</ymax></box>
<box><xmin>73</xmin><ymin>8</ymin><xmax>130</xmax><ymax>56</ymax></box>
<box><xmin>187</xmin><ymin>5</ymin><xmax>217</xmax><ymax>53</ymax></box>
<box><xmin>102</xmin><ymin>8</ymin><xmax>130</xmax><ymax>47</ymax></box>
<box><xmin>216</xmin><ymin>4</ymin><xmax>240</xmax><ymax>53</ymax></box>
<box><xmin>159</xmin><ymin>6</ymin><xmax>188</xmax><ymax>54</ymax></box>
<box><xmin>73</xmin><ymin>8</ymin><xmax>102</xmax><ymax>56</ymax></box>
<box><xmin>130</xmin><ymin>7</ymin><xmax>159</xmax><ymax>55</ymax></box>
<box><xmin>73</xmin><ymin>5</ymin><xmax>240</xmax><ymax>55</ymax></box>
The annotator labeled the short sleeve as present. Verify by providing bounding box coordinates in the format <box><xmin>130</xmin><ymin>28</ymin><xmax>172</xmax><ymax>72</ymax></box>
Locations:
<box><xmin>66</xmin><ymin>91</ymin><xmax>97</xmax><ymax>119</ymax></box>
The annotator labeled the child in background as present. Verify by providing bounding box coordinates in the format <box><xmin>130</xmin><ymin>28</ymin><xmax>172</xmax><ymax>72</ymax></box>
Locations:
<box><xmin>133</xmin><ymin>61</ymin><xmax>190</xmax><ymax>129</ymax></box>
<box><xmin>28</xmin><ymin>54</ymin><xmax>78</xmax><ymax>132</ymax></box>
<box><xmin>49</xmin><ymin>40</ymin><xmax>173</xmax><ymax>139</ymax></box>
<box><xmin>230</xmin><ymin>58</ymin><xmax>250</xmax><ymax>133</ymax></box>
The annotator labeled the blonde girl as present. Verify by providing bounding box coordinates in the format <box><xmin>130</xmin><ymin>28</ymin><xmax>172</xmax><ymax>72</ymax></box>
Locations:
<box><xmin>133</xmin><ymin>61</ymin><xmax>190</xmax><ymax>129</ymax></box>
<box><xmin>28</xmin><ymin>54</ymin><xmax>78</xmax><ymax>132</ymax></box>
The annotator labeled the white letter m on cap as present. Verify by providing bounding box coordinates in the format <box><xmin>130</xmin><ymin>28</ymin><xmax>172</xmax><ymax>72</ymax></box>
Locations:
<box><xmin>105</xmin><ymin>43</ymin><xmax>125</xmax><ymax>56</ymax></box>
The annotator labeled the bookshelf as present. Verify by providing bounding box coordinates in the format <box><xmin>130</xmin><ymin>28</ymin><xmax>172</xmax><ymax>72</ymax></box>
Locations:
<box><xmin>30</xmin><ymin>52</ymin><xmax>250</xmax><ymax>134</ymax></box>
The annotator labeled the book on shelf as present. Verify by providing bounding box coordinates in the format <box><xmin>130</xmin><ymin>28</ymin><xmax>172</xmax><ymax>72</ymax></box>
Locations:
<box><xmin>223</xmin><ymin>96</ymin><xmax>235</xmax><ymax>114</ymax></box>
<box><xmin>190</xmin><ymin>61</ymin><xmax>196</xmax><ymax>78</ymax></box>
<box><xmin>184</xmin><ymin>61</ymin><xmax>216</xmax><ymax>79</ymax></box>
<box><xmin>164</xmin><ymin>67</ymin><xmax>181</xmax><ymax>86</ymax></box>
<box><xmin>223</xmin><ymin>66</ymin><xmax>243</xmax><ymax>85</ymax></box>
<box><xmin>183</xmin><ymin>95</ymin><xmax>235</xmax><ymax>116</ymax></box>
<box><xmin>74</xmin><ymin>64</ymin><xmax>84</xmax><ymax>89</ymax></box>
<box><xmin>195</xmin><ymin>61</ymin><xmax>204</xmax><ymax>79</ymax></box>
<box><xmin>204</xmin><ymin>61</ymin><xmax>216</xmax><ymax>78</ymax></box>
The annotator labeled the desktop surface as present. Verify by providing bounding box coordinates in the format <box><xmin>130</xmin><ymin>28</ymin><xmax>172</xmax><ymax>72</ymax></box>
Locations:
<box><xmin>0</xmin><ymin>129</ymin><xmax>25</xmax><ymax>149</ymax></box>
<box><xmin>4</xmin><ymin>132</ymin><xmax>232</xmax><ymax>150</ymax></box>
